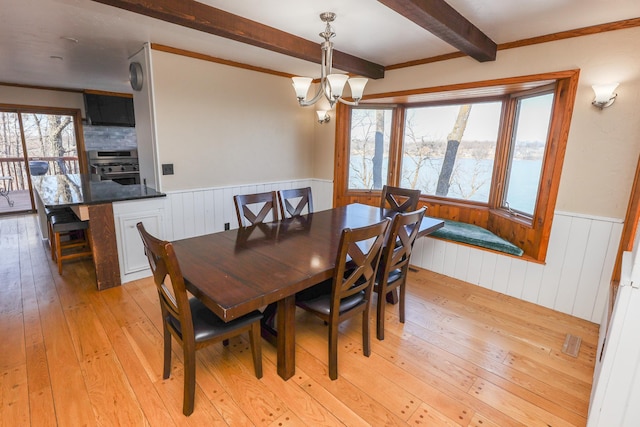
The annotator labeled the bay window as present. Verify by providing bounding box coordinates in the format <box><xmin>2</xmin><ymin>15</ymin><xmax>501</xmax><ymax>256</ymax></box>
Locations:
<box><xmin>334</xmin><ymin>70</ymin><xmax>579</xmax><ymax>261</ymax></box>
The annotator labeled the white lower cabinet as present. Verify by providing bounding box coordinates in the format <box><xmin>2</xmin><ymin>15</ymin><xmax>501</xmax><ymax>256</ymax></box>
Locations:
<box><xmin>113</xmin><ymin>198</ymin><xmax>165</xmax><ymax>283</ymax></box>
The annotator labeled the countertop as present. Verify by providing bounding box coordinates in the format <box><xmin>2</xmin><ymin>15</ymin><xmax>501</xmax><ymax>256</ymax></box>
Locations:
<box><xmin>32</xmin><ymin>174</ymin><xmax>165</xmax><ymax>207</ymax></box>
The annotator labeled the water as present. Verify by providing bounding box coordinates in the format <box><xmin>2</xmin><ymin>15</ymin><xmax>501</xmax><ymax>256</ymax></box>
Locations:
<box><xmin>349</xmin><ymin>156</ymin><xmax>542</xmax><ymax>215</ymax></box>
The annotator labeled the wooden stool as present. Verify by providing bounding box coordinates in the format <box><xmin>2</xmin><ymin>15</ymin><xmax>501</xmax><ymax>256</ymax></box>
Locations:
<box><xmin>50</xmin><ymin>211</ymin><xmax>93</xmax><ymax>274</ymax></box>
<box><xmin>45</xmin><ymin>206</ymin><xmax>73</xmax><ymax>260</ymax></box>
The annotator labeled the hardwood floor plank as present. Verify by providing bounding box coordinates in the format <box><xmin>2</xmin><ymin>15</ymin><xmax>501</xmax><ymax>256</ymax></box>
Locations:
<box><xmin>80</xmin><ymin>352</ymin><xmax>146</xmax><ymax>425</ymax></box>
<box><xmin>1</xmin><ymin>364</ymin><xmax>30</xmax><ymax>426</ymax></box>
<box><xmin>294</xmin><ymin>344</ymin><xmax>408</xmax><ymax>426</ymax></box>
<box><xmin>196</xmin><ymin>343</ymin><xmax>286</xmax><ymax>425</ymax></box>
<box><xmin>378</xmin><ymin>298</ymin><xmax>592</xmax><ymax>415</ymax></box>
<box><xmin>469</xmin><ymin>378</ymin><xmax>585</xmax><ymax>426</ymax></box>
<box><xmin>1</xmin><ymin>214</ymin><xmax>598</xmax><ymax>426</ymax></box>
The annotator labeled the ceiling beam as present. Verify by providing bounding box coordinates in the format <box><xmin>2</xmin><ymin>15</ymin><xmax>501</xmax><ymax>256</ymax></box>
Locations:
<box><xmin>378</xmin><ymin>0</ymin><xmax>497</xmax><ymax>62</ymax></box>
<box><xmin>91</xmin><ymin>0</ymin><xmax>385</xmax><ymax>79</ymax></box>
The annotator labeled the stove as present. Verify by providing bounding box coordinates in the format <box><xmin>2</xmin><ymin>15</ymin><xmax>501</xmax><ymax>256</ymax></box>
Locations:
<box><xmin>88</xmin><ymin>149</ymin><xmax>140</xmax><ymax>185</ymax></box>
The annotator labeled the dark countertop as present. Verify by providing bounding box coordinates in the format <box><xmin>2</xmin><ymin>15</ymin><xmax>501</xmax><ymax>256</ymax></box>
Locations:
<box><xmin>32</xmin><ymin>174</ymin><xmax>165</xmax><ymax>208</ymax></box>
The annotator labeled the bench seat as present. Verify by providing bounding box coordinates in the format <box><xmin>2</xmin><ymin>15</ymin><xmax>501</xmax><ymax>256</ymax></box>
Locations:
<box><xmin>430</xmin><ymin>219</ymin><xmax>524</xmax><ymax>256</ymax></box>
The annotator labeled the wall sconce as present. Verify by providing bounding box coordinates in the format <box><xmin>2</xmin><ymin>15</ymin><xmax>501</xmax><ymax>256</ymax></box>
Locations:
<box><xmin>316</xmin><ymin>110</ymin><xmax>330</xmax><ymax>124</ymax></box>
<box><xmin>592</xmin><ymin>83</ymin><xmax>618</xmax><ymax>109</ymax></box>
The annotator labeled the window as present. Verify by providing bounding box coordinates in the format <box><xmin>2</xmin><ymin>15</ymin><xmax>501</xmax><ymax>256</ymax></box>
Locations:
<box><xmin>348</xmin><ymin>108</ymin><xmax>393</xmax><ymax>190</ymax></box>
<box><xmin>0</xmin><ymin>107</ymin><xmax>84</xmax><ymax>213</ymax></box>
<box><xmin>503</xmin><ymin>92</ymin><xmax>554</xmax><ymax>216</ymax></box>
<box><xmin>334</xmin><ymin>70</ymin><xmax>579</xmax><ymax>261</ymax></box>
<box><xmin>401</xmin><ymin>102</ymin><xmax>501</xmax><ymax>203</ymax></box>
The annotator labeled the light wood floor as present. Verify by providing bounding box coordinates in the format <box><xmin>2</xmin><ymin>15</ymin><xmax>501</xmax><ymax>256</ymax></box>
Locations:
<box><xmin>1</xmin><ymin>214</ymin><xmax>599</xmax><ymax>426</ymax></box>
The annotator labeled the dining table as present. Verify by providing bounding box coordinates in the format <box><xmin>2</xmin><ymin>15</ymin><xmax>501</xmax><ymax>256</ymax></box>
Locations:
<box><xmin>171</xmin><ymin>203</ymin><xmax>444</xmax><ymax>380</ymax></box>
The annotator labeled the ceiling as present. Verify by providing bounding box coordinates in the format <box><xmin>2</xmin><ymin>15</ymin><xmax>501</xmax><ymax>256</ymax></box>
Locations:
<box><xmin>2</xmin><ymin>0</ymin><xmax>640</xmax><ymax>93</ymax></box>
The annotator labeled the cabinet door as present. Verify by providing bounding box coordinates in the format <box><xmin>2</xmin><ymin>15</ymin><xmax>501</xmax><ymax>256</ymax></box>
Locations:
<box><xmin>118</xmin><ymin>211</ymin><xmax>163</xmax><ymax>276</ymax></box>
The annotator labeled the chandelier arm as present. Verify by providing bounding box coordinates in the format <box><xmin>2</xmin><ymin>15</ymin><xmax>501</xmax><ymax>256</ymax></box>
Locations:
<box><xmin>298</xmin><ymin>83</ymin><xmax>327</xmax><ymax>107</ymax></box>
<box><xmin>337</xmin><ymin>97</ymin><xmax>359</xmax><ymax>107</ymax></box>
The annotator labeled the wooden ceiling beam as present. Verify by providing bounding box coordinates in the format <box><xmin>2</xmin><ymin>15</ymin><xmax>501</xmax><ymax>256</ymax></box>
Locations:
<box><xmin>378</xmin><ymin>0</ymin><xmax>497</xmax><ymax>62</ymax></box>
<box><xmin>91</xmin><ymin>0</ymin><xmax>385</xmax><ymax>79</ymax></box>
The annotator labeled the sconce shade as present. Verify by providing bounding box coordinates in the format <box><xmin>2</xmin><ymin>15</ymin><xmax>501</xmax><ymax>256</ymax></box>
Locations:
<box><xmin>592</xmin><ymin>83</ymin><xmax>619</xmax><ymax>109</ymax></box>
<box><xmin>316</xmin><ymin>110</ymin><xmax>330</xmax><ymax>124</ymax></box>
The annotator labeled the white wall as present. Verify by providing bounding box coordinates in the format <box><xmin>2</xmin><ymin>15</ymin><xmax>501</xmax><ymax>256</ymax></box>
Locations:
<box><xmin>130</xmin><ymin>45</ymin><xmax>159</xmax><ymax>189</ymax></box>
<box><xmin>149</xmin><ymin>49</ymin><xmax>316</xmax><ymax>192</ymax></box>
<box><xmin>588</xmin><ymin>251</ymin><xmax>640</xmax><ymax>426</ymax></box>
<box><xmin>0</xmin><ymin>85</ymin><xmax>84</xmax><ymax>113</ymax></box>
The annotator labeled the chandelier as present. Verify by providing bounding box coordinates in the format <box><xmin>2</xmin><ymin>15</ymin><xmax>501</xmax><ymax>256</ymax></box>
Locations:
<box><xmin>291</xmin><ymin>12</ymin><xmax>368</xmax><ymax>108</ymax></box>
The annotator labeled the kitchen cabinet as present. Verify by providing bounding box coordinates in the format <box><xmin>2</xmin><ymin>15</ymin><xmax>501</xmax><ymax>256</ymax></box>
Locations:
<box><xmin>113</xmin><ymin>197</ymin><xmax>165</xmax><ymax>283</ymax></box>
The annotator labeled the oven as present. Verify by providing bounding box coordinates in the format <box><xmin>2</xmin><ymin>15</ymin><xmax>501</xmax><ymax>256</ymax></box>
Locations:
<box><xmin>88</xmin><ymin>149</ymin><xmax>140</xmax><ymax>185</ymax></box>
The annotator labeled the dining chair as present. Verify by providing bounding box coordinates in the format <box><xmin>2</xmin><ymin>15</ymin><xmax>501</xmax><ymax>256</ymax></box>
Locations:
<box><xmin>295</xmin><ymin>218</ymin><xmax>390</xmax><ymax>380</ymax></box>
<box><xmin>375</xmin><ymin>207</ymin><xmax>426</xmax><ymax>340</ymax></box>
<box><xmin>233</xmin><ymin>191</ymin><xmax>279</xmax><ymax>227</ymax></box>
<box><xmin>136</xmin><ymin>222</ymin><xmax>263</xmax><ymax>416</ymax></box>
<box><xmin>278</xmin><ymin>187</ymin><xmax>313</xmax><ymax>218</ymax></box>
<box><xmin>380</xmin><ymin>185</ymin><xmax>421</xmax><ymax>213</ymax></box>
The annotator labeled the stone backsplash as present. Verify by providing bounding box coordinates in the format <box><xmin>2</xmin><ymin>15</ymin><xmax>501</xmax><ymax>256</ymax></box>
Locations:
<box><xmin>83</xmin><ymin>124</ymin><xmax>137</xmax><ymax>150</ymax></box>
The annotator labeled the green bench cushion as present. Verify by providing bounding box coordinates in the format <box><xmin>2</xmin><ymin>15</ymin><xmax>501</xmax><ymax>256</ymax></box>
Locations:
<box><xmin>430</xmin><ymin>219</ymin><xmax>524</xmax><ymax>256</ymax></box>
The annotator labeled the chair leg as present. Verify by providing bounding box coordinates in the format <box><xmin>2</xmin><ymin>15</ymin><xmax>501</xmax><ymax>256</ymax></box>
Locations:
<box><xmin>376</xmin><ymin>287</ymin><xmax>386</xmax><ymax>341</ymax></box>
<box><xmin>399</xmin><ymin>283</ymin><xmax>406</xmax><ymax>324</ymax></box>
<box><xmin>362</xmin><ymin>308</ymin><xmax>371</xmax><ymax>357</ymax></box>
<box><xmin>54</xmin><ymin>232</ymin><xmax>63</xmax><ymax>274</ymax></box>
<box><xmin>249</xmin><ymin>321</ymin><xmax>263</xmax><ymax>379</ymax></box>
<box><xmin>182</xmin><ymin>347</ymin><xmax>196</xmax><ymax>416</ymax></box>
<box><xmin>162</xmin><ymin>325</ymin><xmax>172</xmax><ymax>379</ymax></box>
<box><xmin>328</xmin><ymin>322</ymin><xmax>339</xmax><ymax>380</ymax></box>
<box><xmin>48</xmin><ymin>222</ymin><xmax>55</xmax><ymax>260</ymax></box>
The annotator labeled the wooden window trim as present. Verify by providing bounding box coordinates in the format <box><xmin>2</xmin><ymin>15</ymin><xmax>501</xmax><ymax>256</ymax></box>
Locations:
<box><xmin>334</xmin><ymin>70</ymin><xmax>580</xmax><ymax>262</ymax></box>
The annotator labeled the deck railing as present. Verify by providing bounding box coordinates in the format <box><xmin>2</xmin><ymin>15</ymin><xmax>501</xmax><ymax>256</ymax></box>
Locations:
<box><xmin>0</xmin><ymin>157</ymin><xmax>80</xmax><ymax>191</ymax></box>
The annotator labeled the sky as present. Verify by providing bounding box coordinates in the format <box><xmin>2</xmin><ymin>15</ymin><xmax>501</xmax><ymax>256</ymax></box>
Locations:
<box><xmin>407</xmin><ymin>93</ymin><xmax>554</xmax><ymax>143</ymax></box>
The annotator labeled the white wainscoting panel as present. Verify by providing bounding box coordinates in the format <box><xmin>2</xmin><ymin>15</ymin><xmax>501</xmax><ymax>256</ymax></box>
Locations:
<box><xmin>411</xmin><ymin>212</ymin><xmax>623</xmax><ymax>323</ymax></box>
<box><xmin>162</xmin><ymin>178</ymin><xmax>333</xmax><ymax>241</ymax></box>
<box><xmin>159</xmin><ymin>180</ymin><xmax>621</xmax><ymax>323</ymax></box>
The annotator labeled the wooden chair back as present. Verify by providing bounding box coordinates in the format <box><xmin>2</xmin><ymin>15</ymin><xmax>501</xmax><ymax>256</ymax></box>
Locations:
<box><xmin>136</xmin><ymin>222</ymin><xmax>263</xmax><ymax>415</ymax></box>
<box><xmin>380</xmin><ymin>185</ymin><xmax>421</xmax><ymax>212</ymax></box>
<box><xmin>234</xmin><ymin>191</ymin><xmax>279</xmax><ymax>227</ymax></box>
<box><xmin>375</xmin><ymin>207</ymin><xmax>426</xmax><ymax>339</ymax></box>
<box><xmin>137</xmin><ymin>222</ymin><xmax>193</xmax><ymax>340</ymax></box>
<box><xmin>278</xmin><ymin>187</ymin><xmax>313</xmax><ymax>218</ymax></box>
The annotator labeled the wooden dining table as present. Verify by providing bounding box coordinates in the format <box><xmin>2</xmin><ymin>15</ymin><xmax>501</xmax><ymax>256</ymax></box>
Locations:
<box><xmin>171</xmin><ymin>203</ymin><xmax>444</xmax><ymax>380</ymax></box>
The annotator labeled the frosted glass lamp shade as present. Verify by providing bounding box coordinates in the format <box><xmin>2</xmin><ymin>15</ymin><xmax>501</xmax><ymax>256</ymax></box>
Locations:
<box><xmin>592</xmin><ymin>83</ymin><xmax>619</xmax><ymax>108</ymax></box>
<box><xmin>327</xmin><ymin>74</ymin><xmax>349</xmax><ymax>99</ymax></box>
<box><xmin>316</xmin><ymin>110</ymin><xmax>330</xmax><ymax>123</ymax></box>
<box><xmin>292</xmin><ymin>77</ymin><xmax>313</xmax><ymax>99</ymax></box>
<box><xmin>347</xmin><ymin>78</ymin><xmax>368</xmax><ymax>102</ymax></box>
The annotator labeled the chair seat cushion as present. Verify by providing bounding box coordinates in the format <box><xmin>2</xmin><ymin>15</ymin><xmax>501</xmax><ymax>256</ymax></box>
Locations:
<box><xmin>296</xmin><ymin>280</ymin><xmax>365</xmax><ymax>316</ymax></box>
<box><xmin>169</xmin><ymin>298</ymin><xmax>263</xmax><ymax>343</ymax></box>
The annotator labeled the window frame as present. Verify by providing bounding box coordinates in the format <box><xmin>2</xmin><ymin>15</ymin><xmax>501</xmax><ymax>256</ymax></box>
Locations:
<box><xmin>333</xmin><ymin>70</ymin><xmax>580</xmax><ymax>262</ymax></box>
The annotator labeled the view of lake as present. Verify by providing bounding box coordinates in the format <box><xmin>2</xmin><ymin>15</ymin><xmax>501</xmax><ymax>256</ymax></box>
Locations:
<box><xmin>349</xmin><ymin>156</ymin><xmax>542</xmax><ymax>215</ymax></box>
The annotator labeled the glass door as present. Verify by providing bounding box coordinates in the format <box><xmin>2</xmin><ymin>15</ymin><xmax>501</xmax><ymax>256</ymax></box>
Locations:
<box><xmin>0</xmin><ymin>109</ymin><xmax>82</xmax><ymax>214</ymax></box>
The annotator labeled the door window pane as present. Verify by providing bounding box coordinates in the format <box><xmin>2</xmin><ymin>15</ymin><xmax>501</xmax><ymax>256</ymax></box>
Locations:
<box><xmin>22</xmin><ymin>113</ymin><xmax>79</xmax><ymax>176</ymax></box>
<box><xmin>401</xmin><ymin>102</ymin><xmax>501</xmax><ymax>202</ymax></box>
<box><xmin>348</xmin><ymin>108</ymin><xmax>392</xmax><ymax>190</ymax></box>
<box><xmin>503</xmin><ymin>93</ymin><xmax>554</xmax><ymax>215</ymax></box>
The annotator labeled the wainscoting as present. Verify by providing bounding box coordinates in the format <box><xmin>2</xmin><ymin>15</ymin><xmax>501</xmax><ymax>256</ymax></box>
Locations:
<box><xmin>412</xmin><ymin>211</ymin><xmax>622</xmax><ymax>323</ymax></box>
<box><xmin>160</xmin><ymin>179</ymin><xmax>621</xmax><ymax>323</ymax></box>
